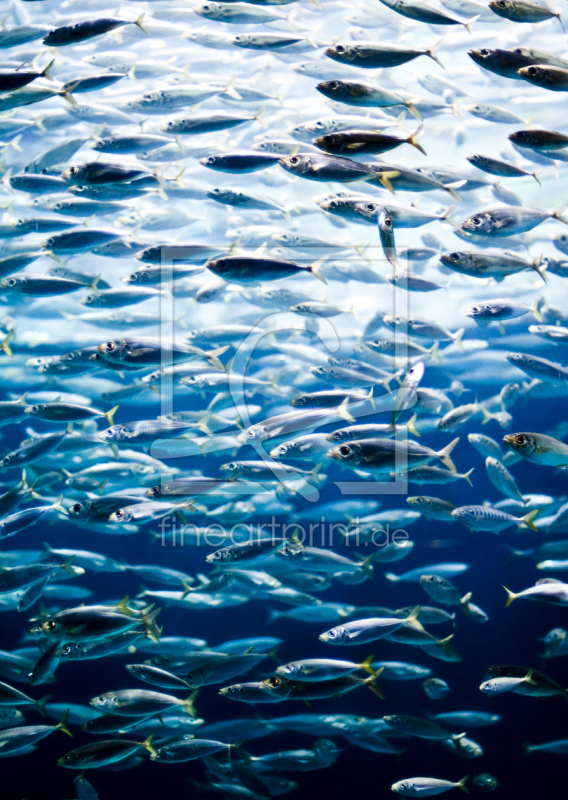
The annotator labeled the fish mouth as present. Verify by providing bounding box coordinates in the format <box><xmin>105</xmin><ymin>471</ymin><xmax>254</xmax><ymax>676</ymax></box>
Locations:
<box><xmin>502</xmin><ymin>435</ymin><xmax>516</xmax><ymax>448</ymax></box>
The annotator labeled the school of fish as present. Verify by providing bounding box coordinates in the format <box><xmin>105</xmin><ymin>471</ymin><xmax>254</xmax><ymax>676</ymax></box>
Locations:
<box><xmin>1</xmin><ymin>0</ymin><xmax>568</xmax><ymax>797</ymax></box>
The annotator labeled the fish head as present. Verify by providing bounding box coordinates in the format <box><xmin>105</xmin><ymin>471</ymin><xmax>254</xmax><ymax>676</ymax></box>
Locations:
<box><xmin>61</xmin><ymin>164</ymin><xmax>84</xmax><ymax>184</ymax></box>
<box><xmin>503</xmin><ymin>432</ymin><xmax>536</xmax><ymax>457</ymax></box>
<box><xmin>24</xmin><ymin>404</ymin><xmax>47</xmax><ymax>417</ymax></box>
<box><xmin>99</xmin><ymin>424</ymin><xmax>127</xmax><ymax>443</ymax></box>
<box><xmin>355</xmin><ymin>200</ymin><xmax>380</xmax><ymax>222</ymax></box>
<box><xmin>518</xmin><ymin>65</ymin><xmax>550</xmax><ymax>86</ymax></box>
<box><xmin>57</xmin><ymin>750</ymin><xmax>80</xmax><ymax>768</ymax></box>
<box><xmin>278</xmin><ymin>153</ymin><xmax>312</xmax><ymax>176</ymax></box>
<box><xmin>319</xmin><ymin>626</ymin><xmax>348</xmax><ymax>644</ymax></box>
<box><xmin>461</xmin><ymin>212</ymin><xmax>494</xmax><ymax>235</ymax></box>
<box><xmin>68</xmin><ymin>501</ymin><xmax>92</xmax><ymax>520</ymax></box>
<box><xmin>508</xmin><ymin>129</ymin><xmax>538</xmax><ymax>147</ymax></box>
<box><xmin>31</xmin><ymin>617</ymin><xmax>64</xmax><ymax>639</ymax></box>
<box><xmin>109</xmin><ymin>507</ymin><xmax>134</xmax><ymax>523</ymax></box>
<box><xmin>489</xmin><ymin>0</ymin><xmax>514</xmax><ymax>13</ymax></box>
<box><xmin>328</xmin><ymin>442</ymin><xmax>363</xmax><ymax>466</ymax></box>
<box><xmin>90</xmin><ymin>692</ymin><xmax>118</xmax><ymax>711</ymax></box>
<box><xmin>56</xmin><ymin>643</ymin><xmax>81</xmax><ymax>660</ymax></box>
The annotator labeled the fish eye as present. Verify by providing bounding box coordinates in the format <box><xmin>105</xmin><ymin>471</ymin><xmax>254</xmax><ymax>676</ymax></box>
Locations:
<box><xmin>480</xmin><ymin>49</ymin><xmax>490</xmax><ymax>56</ymax></box>
<box><xmin>366</xmin><ymin>203</ymin><xmax>375</xmax><ymax>211</ymax></box>
<box><xmin>289</xmin><ymin>156</ymin><xmax>299</xmax><ymax>164</ymax></box>
<box><xmin>106</xmin><ymin>341</ymin><xmax>116</xmax><ymax>350</ymax></box>
<box><xmin>69</xmin><ymin>166</ymin><xmax>79</xmax><ymax>174</ymax></box>
<box><xmin>526</xmin><ymin>66</ymin><xmax>538</xmax><ymax>75</ymax></box>
<box><xmin>30</xmin><ymin>405</ymin><xmax>38</xmax><ymax>412</ymax></box>
<box><xmin>45</xmin><ymin>620</ymin><xmax>56</xmax><ymax>630</ymax></box>
<box><xmin>336</xmin><ymin>45</ymin><xmax>345</xmax><ymax>53</ymax></box>
<box><xmin>226</xmin><ymin>462</ymin><xmax>237</xmax><ymax>470</ymax></box>
<box><xmin>449</xmin><ymin>253</ymin><xmax>460</xmax><ymax>261</ymax></box>
<box><xmin>497</xmin><ymin>1</ymin><xmax>506</xmax><ymax>6</ymax></box>
<box><xmin>328</xmin><ymin>81</ymin><xmax>338</xmax><ymax>88</ymax></box>
<box><xmin>60</xmin><ymin>645</ymin><xmax>72</xmax><ymax>656</ymax></box>
<box><xmin>472</xmin><ymin>217</ymin><xmax>481</xmax><ymax>225</ymax></box>
<box><xmin>384</xmin><ymin>217</ymin><xmax>392</xmax><ymax>227</ymax></box>
<box><xmin>515</xmin><ymin>435</ymin><xmax>525</xmax><ymax>444</ymax></box>
<box><xmin>339</xmin><ymin>445</ymin><xmax>351</xmax><ymax>456</ymax></box>
<box><xmin>513</xmin><ymin>48</ymin><xmax>522</xmax><ymax>54</ymax></box>
<box><xmin>115</xmin><ymin>509</ymin><xmax>124</xmax><ymax>519</ymax></box>
<box><xmin>8</xmin><ymin>279</ymin><xmax>17</xmax><ymax>287</ymax></box>
<box><xmin>150</xmin><ymin>486</ymin><xmax>160</xmax><ymax>496</ymax></box>
<box><xmin>71</xmin><ymin>503</ymin><xmax>83</xmax><ymax>514</ymax></box>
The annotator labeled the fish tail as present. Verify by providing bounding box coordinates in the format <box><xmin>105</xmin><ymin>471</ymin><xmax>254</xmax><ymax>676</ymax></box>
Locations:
<box><xmin>365</xmin><ymin>666</ymin><xmax>385</xmax><ymax>699</ymax></box>
<box><xmin>309</xmin><ymin>262</ymin><xmax>327</xmax><ymax>284</ymax></box>
<box><xmin>522</xmin><ymin>509</ymin><xmax>539</xmax><ymax>532</ymax></box>
<box><xmin>463</xmin><ymin>467</ymin><xmax>474</xmax><ymax>486</ymax></box>
<box><xmin>464</xmin><ymin>14</ymin><xmax>480</xmax><ymax>33</ymax></box>
<box><xmin>104</xmin><ymin>405</ymin><xmax>119</xmax><ymax>426</ymax></box>
<box><xmin>42</xmin><ymin>58</ymin><xmax>55</xmax><ymax>81</ymax></box>
<box><xmin>503</xmin><ymin>585</ymin><xmax>517</xmax><ymax>607</ymax></box>
<box><xmin>360</xmin><ymin>653</ymin><xmax>375</xmax><ymax>675</ymax></box>
<box><xmin>205</xmin><ymin>345</ymin><xmax>229</xmax><ymax>372</ymax></box>
<box><xmin>533</xmin><ymin>169</ymin><xmax>543</xmax><ymax>187</ymax></box>
<box><xmin>408</xmin><ymin>124</ymin><xmax>426</xmax><ymax>156</ymax></box>
<box><xmin>36</xmin><ymin>694</ymin><xmax>53</xmax><ymax>718</ymax></box>
<box><xmin>1</xmin><ymin>330</ymin><xmax>14</xmax><ymax>357</ymax></box>
<box><xmin>553</xmin><ymin>203</ymin><xmax>568</xmax><ymax>224</ymax></box>
<box><xmin>426</xmin><ymin>39</ymin><xmax>444</xmax><ymax>69</ymax></box>
<box><xmin>406</xmin><ymin>413</ymin><xmax>420</xmax><ymax>437</ymax></box>
<box><xmin>522</xmin><ymin>743</ymin><xmax>534</xmax><ymax>756</ymax></box>
<box><xmin>142</xmin><ymin>606</ymin><xmax>162</xmax><ymax>643</ymax></box>
<box><xmin>360</xmin><ymin>553</ymin><xmax>374</xmax><ymax>580</ymax></box>
<box><xmin>56</xmin><ymin>709</ymin><xmax>73</xmax><ymax>737</ymax></box>
<box><xmin>135</xmin><ymin>14</ymin><xmax>149</xmax><ymax>35</ymax></box>
<box><xmin>452</xmin><ymin>328</ymin><xmax>465</xmax><ymax>351</ymax></box>
<box><xmin>531</xmin><ymin>255</ymin><xmax>547</xmax><ymax>283</ymax></box>
<box><xmin>142</xmin><ymin>733</ymin><xmax>158</xmax><ymax>757</ymax></box>
<box><xmin>405</xmin><ymin>101</ymin><xmax>422</xmax><ymax>121</ymax></box>
<box><xmin>444</xmin><ymin>180</ymin><xmax>464</xmax><ymax>203</ymax></box>
<box><xmin>438</xmin><ymin>436</ymin><xmax>460</xmax><ymax>472</ymax></box>
<box><xmin>182</xmin><ymin>689</ymin><xmax>199</xmax><ymax>718</ymax></box>
<box><xmin>429</xmin><ymin>341</ymin><xmax>440</xmax><ymax>364</ymax></box>
<box><xmin>530</xmin><ymin>298</ymin><xmax>543</xmax><ymax>323</ymax></box>
<box><xmin>456</xmin><ymin>776</ymin><xmax>470</xmax><ymax>793</ymax></box>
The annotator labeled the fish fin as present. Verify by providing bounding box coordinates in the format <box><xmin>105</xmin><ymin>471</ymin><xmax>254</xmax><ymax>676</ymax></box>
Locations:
<box><xmin>503</xmin><ymin>585</ymin><xmax>516</xmax><ymax>607</ymax></box>
<box><xmin>456</xmin><ymin>776</ymin><xmax>470</xmax><ymax>793</ymax></box>
<box><xmin>142</xmin><ymin>733</ymin><xmax>158</xmax><ymax>757</ymax></box>
<box><xmin>337</xmin><ymin>398</ymin><xmax>355</xmax><ymax>423</ymax></box>
<box><xmin>405</xmin><ymin>605</ymin><xmax>421</xmax><ymax>623</ymax></box>
<box><xmin>115</xmin><ymin>596</ymin><xmax>133</xmax><ymax>615</ymax></box>
<box><xmin>360</xmin><ymin>553</ymin><xmax>374</xmax><ymax>580</ymax></box>
<box><xmin>530</xmin><ymin>298</ymin><xmax>543</xmax><ymax>323</ymax></box>
<box><xmin>464</xmin><ymin>13</ymin><xmax>480</xmax><ymax>33</ymax></box>
<box><xmin>438</xmin><ymin>436</ymin><xmax>459</xmax><ymax>472</ymax></box>
<box><xmin>182</xmin><ymin>689</ymin><xmax>199</xmax><ymax>718</ymax></box>
<box><xmin>406</xmin><ymin>414</ymin><xmax>420</xmax><ymax>437</ymax></box>
<box><xmin>309</xmin><ymin>262</ymin><xmax>327</xmax><ymax>284</ymax></box>
<box><xmin>205</xmin><ymin>345</ymin><xmax>229</xmax><ymax>372</ymax></box>
<box><xmin>1</xmin><ymin>329</ymin><xmax>14</xmax><ymax>357</ymax></box>
<box><xmin>57</xmin><ymin>709</ymin><xmax>73</xmax><ymax>737</ymax></box>
<box><xmin>553</xmin><ymin>203</ymin><xmax>568</xmax><ymax>225</ymax></box>
<box><xmin>360</xmin><ymin>653</ymin><xmax>375</xmax><ymax>675</ymax></box>
<box><xmin>405</xmin><ymin>101</ymin><xmax>422</xmax><ymax>121</ymax></box>
<box><xmin>452</xmin><ymin>328</ymin><xmax>465</xmax><ymax>351</ymax></box>
<box><xmin>41</xmin><ymin>58</ymin><xmax>55</xmax><ymax>81</ymax></box>
<box><xmin>135</xmin><ymin>14</ymin><xmax>148</xmax><ymax>35</ymax></box>
<box><xmin>463</xmin><ymin>467</ymin><xmax>474</xmax><ymax>486</ymax></box>
<box><xmin>36</xmin><ymin>694</ymin><xmax>52</xmax><ymax>718</ymax></box>
<box><xmin>408</xmin><ymin>124</ymin><xmax>426</xmax><ymax>156</ymax></box>
<box><xmin>460</xmin><ymin>591</ymin><xmax>472</xmax><ymax>606</ymax></box>
<box><xmin>52</xmin><ymin>495</ymin><xmax>65</xmax><ymax>513</ymax></box>
<box><xmin>365</xmin><ymin>666</ymin><xmax>385</xmax><ymax>699</ymax></box>
<box><xmin>522</xmin><ymin>508</ymin><xmax>539</xmax><ymax>532</ymax></box>
<box><xmin>104</xmin><ymin>405</ymin><xmax>119</xmax><ymax>426</ymax></box>
<box><xmin>524</xmin><ymin>668</ymin><xmax>537</xmax><ymax>685</ymax></box>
